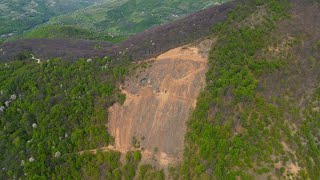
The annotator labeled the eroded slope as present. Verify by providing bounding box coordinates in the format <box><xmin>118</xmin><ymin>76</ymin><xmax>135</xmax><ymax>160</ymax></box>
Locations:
<box><xmin>108</xmin><ymin>41</ymin><xmax>210</xmax><ymax>166</ymax></box>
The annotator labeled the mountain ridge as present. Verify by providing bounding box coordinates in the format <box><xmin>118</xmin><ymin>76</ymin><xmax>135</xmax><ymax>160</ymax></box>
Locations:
<box><xmin>24</xmin><ymin>0</ymin><xmax>230</xmax><ymax>38</ymax></box>
<box><xmin>0</xmin><ymin>0</ymin><xmax>241</xmax><ymax>62</ymax></box>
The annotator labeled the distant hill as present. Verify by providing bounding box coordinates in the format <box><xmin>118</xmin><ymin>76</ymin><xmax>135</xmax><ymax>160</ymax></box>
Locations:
<box><xmin>0</xmin><ymin>0</ymin><xmax>111</xmax><ymax>38</ymax></box>
<box><xmin>0</xmin><ymin>1</ymin><xmax>239</xmax><ymax>62</ymax></box>
<box><xmin>23</xmin><ymin>0</ymin><xmax>230</xmax><ymax>39</ymax></box>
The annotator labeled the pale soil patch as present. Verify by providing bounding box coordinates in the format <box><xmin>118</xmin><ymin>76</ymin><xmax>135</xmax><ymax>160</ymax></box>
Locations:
<box><xmin>280</xmin><ymin>141</ymin><xmax>302</xmax><ymax>176</ymax></box>
<box><xmin>267</xmin><ymin>35</ymin><xmax>296</xmax><ymax>56</ymax></box>
<box><xmin>287</xmin><ymin>163</ymin><xmax>300</xmax><ymax>175</ymax></box>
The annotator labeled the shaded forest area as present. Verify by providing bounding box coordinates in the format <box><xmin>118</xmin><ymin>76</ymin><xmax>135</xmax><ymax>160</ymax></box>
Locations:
<box><xmin>0</xmin><ymin>0</ymin><xmax>243</xmax><ymax>62</ymax></box>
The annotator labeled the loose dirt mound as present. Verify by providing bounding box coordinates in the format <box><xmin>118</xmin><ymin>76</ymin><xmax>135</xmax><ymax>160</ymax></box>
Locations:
<box><xmin>107</xmin><ymin>42</ymin><xmax>209</xmax><ymax>167</ymax></box>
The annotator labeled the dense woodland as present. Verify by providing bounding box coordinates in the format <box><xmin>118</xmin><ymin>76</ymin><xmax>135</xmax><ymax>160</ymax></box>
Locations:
<box><xmin>173</xmin><ymin>0</ymin><xmax>320</xmax><ymax>179</ymax></box>
<box><xmin>0</xmin><ymin>0</ymin><xmax>319</xmax><ymax>179</ymax></box>
<box><xmin>0</xmin><ymin>57</ymin><xmax>141</xmax><ymax>178</ymax></box>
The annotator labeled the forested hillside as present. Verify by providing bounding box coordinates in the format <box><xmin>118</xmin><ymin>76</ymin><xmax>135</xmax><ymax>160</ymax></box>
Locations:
<box><xmin>0</xmin><ymin>0</ymin><xmax>238</xmax><ymax>62</ymax></box>
<box><xmin>173</xmin><ymin>0</ymin><xmax>320</xmax><ymax>179</ymax></box>
<box><xmin>23</xmin><ymin>0</ymin><xmax>230</xmax><ymax>39</ymax></box>
<box><xmin>0</xmin><ymin>0</ymin><xmax>109</xmax><ymax>39</ymax></box>
<box><xmin>0</xmin><ymin>0</ymin><xmax>319</xmax><ymax>179</ymax></box>
<box><xmin>0</xmin><ymin>56</ymin><xmax>163</xmax><ymax>178</ymax></box>
<box><xmin>22</xmin><ymin>25</ymin><xmax>127</xmax><ymax>42</ymax></box>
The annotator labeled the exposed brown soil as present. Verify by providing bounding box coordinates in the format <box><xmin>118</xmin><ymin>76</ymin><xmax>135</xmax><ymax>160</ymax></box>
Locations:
<box><xmin>107</xmin><ymin>41</ymin><xmax>210</xmax><ymax>167</ymax></box>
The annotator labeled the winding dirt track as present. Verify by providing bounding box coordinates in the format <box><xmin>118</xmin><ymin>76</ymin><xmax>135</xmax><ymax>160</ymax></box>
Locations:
<box><xmin>107</xmin><ymin>42</ymin><xmax>209</xmax><ymax>167</ymax></box>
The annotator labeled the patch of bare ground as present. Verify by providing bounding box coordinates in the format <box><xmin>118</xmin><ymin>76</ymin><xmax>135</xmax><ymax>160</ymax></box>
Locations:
<box><xmin>106</xmin><ymin>40</ymin><xmax>210</xmax><ymax>169</ymax></box>
<box><xmin>279</xmin><ymin>142</ymin><xmax>302</xmax><ymax>175</ymax></box>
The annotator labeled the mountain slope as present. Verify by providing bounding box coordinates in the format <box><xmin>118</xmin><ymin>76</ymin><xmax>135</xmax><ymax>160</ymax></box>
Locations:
<box><xmin>174</xmin><ymin>0</ymin><xmax>320</xmax><ymax>179</ymax></box>
<box><xmin>23</xmin><ymin>0</ymin><xmax>230</xmax><ymax>39</ymax></box>
<box><xmin>23</xmin><ymin>25</ymin><xmax>127</xmax><ymax>42</ymax></box>
<box><xmin>0</xmin><ymin>0</ymin><xmax>239</xmax><ymax>61</ymax></box>
<box><xmin>0</xmin><ymin>0</ymin><xmax>319</xmax><ymax>179</ymax></box>
<box><xmin>0</xmin><ymin>0</ymin><xmax>110</xmax><ymax>39</ymax></box>
<box><xmin>108</xmin><ymin>42</ymin><xmax>209</xmax><ymax>168</ymax></box>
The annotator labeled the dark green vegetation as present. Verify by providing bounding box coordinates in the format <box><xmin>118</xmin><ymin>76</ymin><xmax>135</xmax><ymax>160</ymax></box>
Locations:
<box><xmin>30</xmin><ymin>150</ymin><xmax>142</xmax><ymax>179</ymax></box>
<box><xmin>0</xmin><ymin>56</ymin><xmax>137</xmax><ymax>178</ymax></box>
<box><xmin>25</xmin><ymin>0</ymin><xmax>229</xmax><ymax>39</ymax></box>
<box><xmin>0</xmin><ymin>55</ymin><xmax>165</xmax><ymax>179</ymax></box>
<box><xmin>0</xmin><ymin>0</ymin><xmax>107</xmax><ymax>37</ymax></box>
<box><xmin>23</xmin><ymin>25</ymin><xmax>127</xmax><ymax>43</ymax></box>
<box><xmin>171</xmin><ymin>0</ymin><xmax>320</xmax><ymax>179</ymax></box>
<box><xmin>137</xmin><ymin>164</ymin><xmax>165</xmax><ymax>180</ymax></box>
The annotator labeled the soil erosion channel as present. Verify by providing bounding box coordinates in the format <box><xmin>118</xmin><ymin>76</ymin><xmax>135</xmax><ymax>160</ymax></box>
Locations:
<box><xmin>108</xmin><ymin>41</ymin><xmax>210</xmax><ymax>167</ymax></box>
